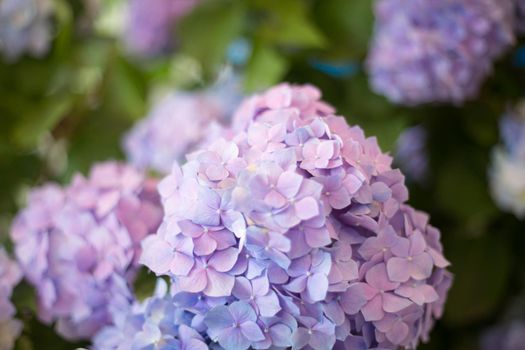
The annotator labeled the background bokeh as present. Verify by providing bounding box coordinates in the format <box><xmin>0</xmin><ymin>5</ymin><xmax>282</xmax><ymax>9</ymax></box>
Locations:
<box><xmin>1</xmin><ymin>0</ymin><xmax>525</xmax><ymax>349</ymax></box>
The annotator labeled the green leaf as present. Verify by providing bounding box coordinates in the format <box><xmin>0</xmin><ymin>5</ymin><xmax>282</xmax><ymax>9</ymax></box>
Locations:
<box><xmin>179</xmin><ymin>0</ymin><xmax>244</xmax><ymax>75</ymax></box>
<box><xmin>244</xmin><ymin>44</ymin><xmax>288</xmax><ymax>92</ymax></box>
<box><xmin>52</xmin><ymin>0</ymin><xmax>74</xmax><ymax>59</ymax></box>
<box><xmin>12</xmin><ymin>97</ymin><xmax>74</xmax><ymax>149</ymax></box>
<box><xmin>253</xmin><ymin>0</ymin><xmax>326</xmax><ymax>48</ymax></box>
<box><xmin>133</xmin><ymin>267</ymin><xmax>159</xmax><ymax>302</ymax></box>
<box><xmin>105</xmin><ymin>55</ymin><xmax>147</xmax><ymax>119</ymax></box>
<box><xmin>313</xmin><ymin>0</ymin><xmax>373</xmax><ymax>56</ymax></box>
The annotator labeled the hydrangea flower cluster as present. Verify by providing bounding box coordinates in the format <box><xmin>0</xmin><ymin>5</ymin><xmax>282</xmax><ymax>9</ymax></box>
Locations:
<box><xmin>0</xmin><ymin>248</ymin><xmax>22</xmax><ymax>350</ymax></box>
<box><xmin>367</xmin><ymin>0</ymin><xmax>515</xmax><ymax>105</ymax></box>
<box><xmin>93</xmin><ymin>279</ymin><xmax>208</xmax><ymax>350</ymax></box>
<box><xmin>395</xmin><ymin>126</ymin><xmax>429</xmax><ymax>185</ymax></box>
<box><xmin>0</xmin><ymin>0</ymin><xmax>53</xmax><ymax>61</ymax></box>
<box><xmin>489</xmin><ymin>103</ymin><xmax>525</xmax><ymax>218</ymax></box>
<box><xmin>10</xmin><ymin>162</ymin><xmax>163</xmax><ymax>340</ymax></box>
<box><xmin>140</xmin><ymin>84</ymin><xmax>452</xmax><ymax>349</ymax></box>
<box><xmin>481</xmin><ymin>320</ymin><xmax>525</xmax><ymax>350</ymax></box>
<box><xmin>124</xmin><ymin>88</ymin><xmax>239</xmax><ymax>175</ymax></box>
<box><xmin>124</xmin><ymin>0</ymin><xmax>199</xmax><ymax>57</ymax></box>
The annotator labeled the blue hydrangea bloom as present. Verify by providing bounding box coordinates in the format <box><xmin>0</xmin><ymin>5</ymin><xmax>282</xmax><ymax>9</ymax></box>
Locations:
<box><xmin>0</xmin><ymin>0</ymin><xmax>53</xmax><ymax>61</ymax></box>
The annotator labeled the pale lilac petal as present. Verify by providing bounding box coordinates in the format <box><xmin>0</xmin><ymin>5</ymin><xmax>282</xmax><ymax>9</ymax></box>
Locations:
<box><xmin>140</xmin><ymin>236</ymin><xmax>173</xmax><ymax>275</ymax></box>
<box><xmin>385</xmin><ymin>321</ymin><xmax>409</xmax><ymax>345</ymax></box>
<box><xmin>285</xmin><ymin>276</ymin><xmax>308</xmax><ymax>294</ymax></box>
<box><xmin>361</xmin><ymin>295</ymin><xmax>384</xmax><ymax>322</ymax></box>
<box><xmin>218</xmin><ymin>327</ymin><xmax>251</xmax><ymax>350</ymax></box>
<box><xmin>240</xmin><ymin>321</ymin><xmax>265</xmax><ymax>342</ymax></box>
<box><xmin>171</xmin><ymin>252</ymin><xmax>195</xmax><ymax>276</ymax></box>
<box><xmin>409</xmin><ymin>253</ymin><xmax>434</xmax><ymax>280</ymax></box>
<box><xmin>229</xmin><ymin>301</ymin><xmax>257</xmax><ymax>323</ymax></box>
<box><xmin>292</xmin><ymin>328</ymin><xmax>311</xmax><ymax>349</ymax></box>
<box><xmin>295</xmin><ymin>197</ymin><xmax>320</xmax><ymax>221</ymax></box>
<box><xmin>208</xmin><ymin>248</ymin><xmax>239</xmax><ymax>272</ymax></box>
<box><xmin>382</xmin><ymin>293</ymin><xmax>412</xmax><ymax>313</ymax></box>
<box><xmin>386</xmin><ymin>257</ymin><xmax>411</xmax><ymax>283</ymax></box>
<box><xmin>193</xmin><ymin>235</ymin><xmax>218</xmax><ymax>256</ymax></box>
<box><xmin>257</xmin><ymin>292</ymin><xmax>281</xmax><ymax>317</ymax></box>
<box><xmin>307</xmin><ymin>273</ymin><xmax>329</xmax><ymax>302</ymax></box>
<box><xmin>204</xmin><ymin>269</ymin><xmax>235</xmax><ymax>297</ymax></box>
<box><xmin>179</xmin><ymin>269</ymin><xmax>208</xmax><ymax>293</ymax></box>
<box><xmin>366</xmin><ymin>263</ymin><xmax>399</xmax><ymax>291</ymax></box>
<box><xmin>277</xmin><ymin>172</ymin><xmax>303</xmax><ymax>198</ymax></box>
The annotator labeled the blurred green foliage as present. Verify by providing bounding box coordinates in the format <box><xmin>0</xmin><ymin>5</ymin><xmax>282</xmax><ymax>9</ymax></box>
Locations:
<box><xmin>2</xmin><ymin>0</ymin><xmax>525</xmax><ymax>349</ymax></box>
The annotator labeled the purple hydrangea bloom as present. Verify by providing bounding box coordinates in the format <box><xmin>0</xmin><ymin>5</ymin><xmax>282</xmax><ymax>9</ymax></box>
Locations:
<box><xmin>142</xmin><ymin>84</ymin><xmax>452</xmax><ymax>349</ymax></box>
<box><xmin>367</xmin><ymin>0</ymin><xmax>515</xmax><ymax>105</ymax></box>
<box><xmin>489</xmin><ymin>104</ymin><xmax>525</xmax><ymax>218</ymax></box>
<box><xmin>0</xmin><ymin>0</ymin><xmax>53</xmax><ymax>61</ymax></box>
<box><xmin>124</xmin><ymin>86</ymin><xmax>241</xmax><ymax>175</ymax></box>
<box><xmin>124</xmin><ymin>0</ymin><xmax>199</xmax><ymax>57</ymax></box>
<box><xmin>0</xmin><ymin>248</ymin><xmax>22</xmax><ymax>350</ymax></box>
<box><xmin>10</xmin><ymin>161</ymin><xmax>163</xmax><ymax>340</ymax></box>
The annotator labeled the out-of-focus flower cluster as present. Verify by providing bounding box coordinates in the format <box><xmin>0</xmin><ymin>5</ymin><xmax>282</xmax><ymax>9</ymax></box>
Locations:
<box><xmin>367</xmin><ymin>0</ymin><xmax>515</xmax><ymax>105</ymax></box>
<box><xmin>490</xmin><ymin>102</ymin><xmax>525</xmax><ymax>218</ymax></box>
<box><xmin>0</xmin><ymin>0</ymin><xmax>53</xmax><ymax>61</ymax></box>
<box><xmin>10</xmin><ymin>162</ymin><xmax>162</xmax><ymax>340</ymax></box>
<box><xmin>124</xmin><ymin>81</ymin><xmax>242</xmax><ymax>174</ymax></box>
<box><xmin>124</xmin><ymin>0</ymin><xmax>199</xmax><ymax>57</ymax></box>
<box><xmin>0</xmin><ymin>248</ymin><xmax>22</xmax><ymax>350</ymax></box>
<box><xmin>395</xmin><ymin>126</ymin><xmax>429</xmax><ymax>185</ymax></box>
<box><xmin>131</xmin><ymin>84</ymin><xmax>452</xmax><ymax>349</ymax></box>
<box><xmin>481</xmin><ymin>320</ymin><xmax>525</xmax><ymax>350</ymax></box>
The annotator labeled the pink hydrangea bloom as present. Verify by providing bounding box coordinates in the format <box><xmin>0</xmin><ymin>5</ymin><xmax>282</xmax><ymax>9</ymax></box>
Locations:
<box><xmin>0</xmin><ymin>248</ymin><xmax>22</xmax><ymax>350</ymax></box>
<box><xmin>10</xmin><ymin>162</ymin><xmax>162</xmax><ymax>340</ymax></box>
<box><xmin>140</xmin><ymin>83</ymin><xmax>452</xmax><ymax>349</ymax></box>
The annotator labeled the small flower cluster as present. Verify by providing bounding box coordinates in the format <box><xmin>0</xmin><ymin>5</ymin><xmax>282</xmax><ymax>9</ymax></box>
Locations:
<box><xmin>124</xmin><ymin>89</ymin><xmax>238</xmax><ymax>175</ymax></box>
<box><xmin>0</xmin><ymin>248</ymin><xmax>22</xmax><ymax>350</ymax></box>
<box><xmin>490</xmin><ymin>103</ymin><xmax>525</xmax><ymax>218</ymax></box>
<box><xmin>395</xmin><ymin>126</ymin><xmax>429</xmax><ymax>185</ymax></box>
<box><xmin>139</xmin><ymin>84</ymin><xmax>452</xmax><ymax>349</ymax></box>
<box><xmin>0</xmin><ymin>0</ymin><xmax>53</xmax><ymax>61</ymax></box>
<box><xmin>10</xmin><ymin>162</ymin><xmax>162</xmax><ymax>340</ymax></box>
<box><xmin>124</xmin><ymin>0</ymin><xmax>199</xmax><ymax>57</ymax></box>
<box><xmin>481</xmin><ymin>320</ymin><xmax>525</xmax><ymax>350</ymax></box>
<box><xmin>93</xmin><ymin>279</ymin><xmax>208</xmax><ymax>350</ymax></box>
<box><xmin>367</xmin><ymin>0</ymin><xmax>515</xmax><ymax>105</ymax></box>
